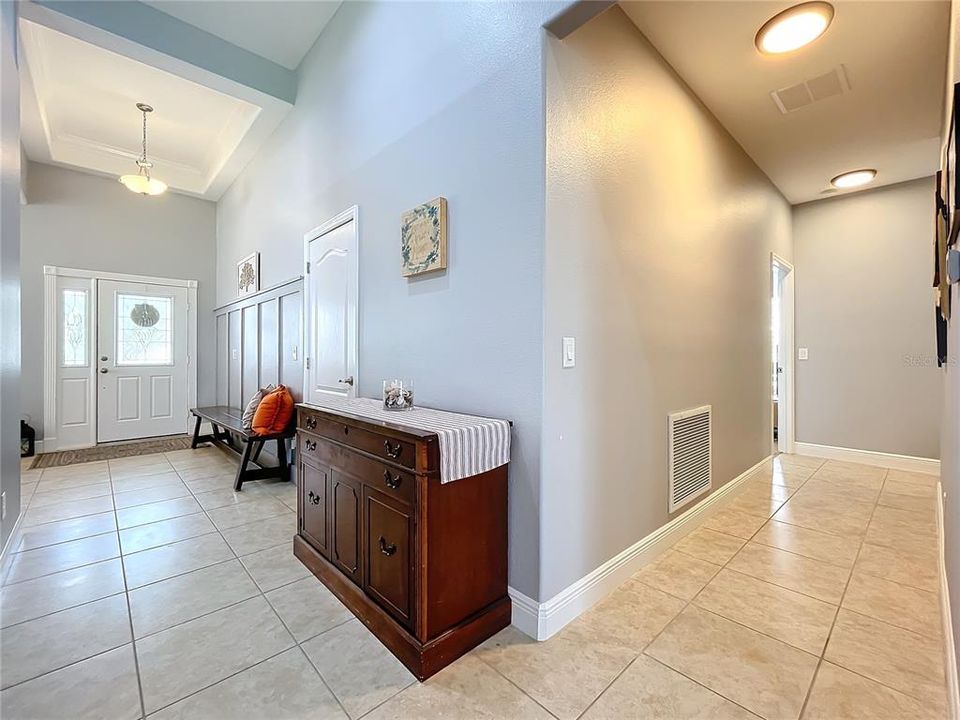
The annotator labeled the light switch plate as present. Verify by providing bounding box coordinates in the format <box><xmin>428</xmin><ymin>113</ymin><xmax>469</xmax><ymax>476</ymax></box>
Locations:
<box><xmin>562</xmin><ymin>337</ymin><xmax>576</xmax><ymax>368</ymax></box>
<box><xmin>798</xmin><ymin>348</ymin><xmax>809</xmax><ymax>361</ymax></box>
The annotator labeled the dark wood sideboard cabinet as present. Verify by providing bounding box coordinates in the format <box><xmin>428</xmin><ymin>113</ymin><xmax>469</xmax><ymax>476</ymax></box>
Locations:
<box><xmin>293</xmin><ymin>403</ymin><xmax>511</xmax><ymax>680</ymax></box>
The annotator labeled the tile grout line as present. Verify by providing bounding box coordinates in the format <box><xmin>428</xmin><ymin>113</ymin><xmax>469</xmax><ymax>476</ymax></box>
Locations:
<box><xmin>164</xmin><ymin>447</ymin><xmax>357</xmax><ymax>720</ymax></box>
<box><xmin>4</xmin><ymin>467</ymin><xmax>294</xmax><ymax>589</ymax></box>
<box><xmin>569</xmin><ymin>460</ymin><xmax>821</xmax><ymax>719</ymax></box>
<box><xmin>8</xmin><ymin>452</ymin><xmax>943</xmax><ymax>717</ymax></box>
<box><xmin>142</xmin><ymin>646</ymin><xmax>303</xmax><ymax>718</ymax></box>
<box><xmin>1</xmin><ymin>452</ymin><xmax>279</xmax><ymax>711</ymax></box>
<box><xmin>625</xmin><ymin>459</ymin><xmax>826</xmax><ymax>718</ymax></box>
<box><xmin>128</xmin><ymin>448</ymin><xmax>271</xmax><ymax>716</ymax></box>
<box><xmin>467</xmin><ymin>653</ymin><xmax>564</xmax><ymax>720</ymax></box>
<box><xmin>810</xmin><ymin>605</ymin><xmax>949</xmax><ymax>707</ymax></box>
<box><xmin>570</xmin><ymin>467</ymin><xmax>825</xmax><ymax>720</ymax></box>
<box><xmin>739</xmin><ymin>463</ymin><xmax>945</xmax><ymax>714</ymax></box>
<box><xmin>0</xmin><ymin>638</ymin><xmax>134</xmax><ymax>694</ymax></box>
<box><xmin>794</xmin><ymin>467</ymin><xmax>886</xmax><ymax>719</ymax></box>
<box><xmin>108</xmin><ymin>459</ymin><xmax>149</xmax><ymax>720</ymax></box>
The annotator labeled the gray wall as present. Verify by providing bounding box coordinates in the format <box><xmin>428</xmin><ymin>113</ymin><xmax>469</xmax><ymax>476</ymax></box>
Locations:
<box><xmin>0</xmin><ymin>0</ymin><xmax>21</xmax><ymax>551</ymax></box>
<box><xmin>21</xmin><ymin>162</ymin><xmax>218</xmax><ymax>439</ymax></box>
<box><xmin>540</xmin><ymin>8</ymin><xmax>793</xmax><ymax>599</ymax></box>
<box><xmin>945</xmin><ymin>237</ymin><xmax>960</xmax><ymax>695</ymax></box>
<box><xmin>794</xmin><ymin>177</ymin><xmax>941</xmax><ymax>459</ymax></box>
<box><xmin>215</xmin><ymin>1</ymin><xmax>562</xmax><ymax>599</ymax></box>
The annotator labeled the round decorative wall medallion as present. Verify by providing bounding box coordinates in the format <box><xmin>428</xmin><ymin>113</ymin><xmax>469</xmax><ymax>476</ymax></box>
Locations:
<box><xmin>130</xmin><ymin>303</ymin><xmax>160</xmax><ymax>328</ymax></box>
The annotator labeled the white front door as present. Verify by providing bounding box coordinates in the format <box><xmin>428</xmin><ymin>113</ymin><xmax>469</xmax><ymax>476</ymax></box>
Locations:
<box><xmin>97</xmin><ymin>279</ymin><xmax>190</xmax><ymax>442</ymax></box>
<box><xmin>305</xmin><ymin>208</ymin><xmax>358</xmax><ymax>403</ymax></box>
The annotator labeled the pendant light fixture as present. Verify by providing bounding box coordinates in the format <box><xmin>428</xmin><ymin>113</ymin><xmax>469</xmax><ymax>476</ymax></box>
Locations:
<box><xmin>119</xmin><ymin>102</ymin><xmax>167</xmax><ymax>196</ymax></box>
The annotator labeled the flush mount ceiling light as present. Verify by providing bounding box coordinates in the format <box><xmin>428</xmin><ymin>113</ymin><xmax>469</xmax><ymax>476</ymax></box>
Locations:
<box><xmin>755</xmin><ymin>2</ymin><xmax>834</xmax><ymax>55</ymax></box>
<box><xmin>119</xmin><ymin>103</ymin><xmax>167</xmax><ymax>196</ymax></box>
<box><xmin>830</xmin><ymin>168</ymin><xmax>877</xmax><ymax>189</ymax></box>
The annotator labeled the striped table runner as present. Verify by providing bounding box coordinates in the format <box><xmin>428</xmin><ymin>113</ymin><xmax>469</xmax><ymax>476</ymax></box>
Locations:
<box><xmin>304</xmin><ymin>397</ymin><xmax>510</xmax><ymax>483</ymax></box>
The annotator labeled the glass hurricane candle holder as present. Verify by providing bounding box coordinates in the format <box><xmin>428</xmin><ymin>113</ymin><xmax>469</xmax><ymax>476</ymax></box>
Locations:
<box><xmin>382</xmin><ymin>379</ymin><xmax>414</xmax><ymax>410</ymax></box>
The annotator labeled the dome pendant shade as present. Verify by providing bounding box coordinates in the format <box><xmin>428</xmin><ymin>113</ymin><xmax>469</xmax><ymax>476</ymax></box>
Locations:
<box><xmin>119</xmin><ymin>174</ymin><xmax>168</xmax><ymax>195</ymax></box>
<box><xmin>120</xmin><ymin>102</ymin><xmax>166</xmax><ymax>196</ymax></box>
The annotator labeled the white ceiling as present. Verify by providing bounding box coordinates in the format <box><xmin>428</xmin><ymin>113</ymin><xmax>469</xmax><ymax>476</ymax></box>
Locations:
<box><xmin>144</xmin><ymin>0</ymin><xmax>341</xmax><ymax>70</ymax></box>
<box><xmin>620</xmin><ymin>1</ymin><xmax>949</xmax><ymax>204</ymax></box>
<box><xmin>19</xmin><ymin>17</ymin><xmax>287</xmax><ymax>200</ymax></box>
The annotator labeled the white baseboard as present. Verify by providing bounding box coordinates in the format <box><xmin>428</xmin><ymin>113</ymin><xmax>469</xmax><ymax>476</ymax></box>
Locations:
<box><xmin>507</xmin><ymin>587</ymin><xmax>541</xmax><ymax>639</ymax></box>
<box><xmin>508</xmin><ymin>454</ymin><xmax>771</xmax><ymax>641</ymax></box>
<box><xmin>794</xmin><ymin>442</ymin><xmax>939</xmax><ymax>475</ymax></box>
<box><xmin>938</xmin><ymin>481</ymin><xmax>960</xmax><ymax>720</ymax></box>
<box><xmin>0</xmin><ymin>508</ymin><xmax>24</xmax><ymax>585</ymax></box>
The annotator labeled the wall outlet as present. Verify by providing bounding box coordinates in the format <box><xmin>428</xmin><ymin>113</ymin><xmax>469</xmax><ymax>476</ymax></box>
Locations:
<box><xmin>798</xmin><ymin>348</ymin><xmax>809</xmax><ymax>361</ymax></box>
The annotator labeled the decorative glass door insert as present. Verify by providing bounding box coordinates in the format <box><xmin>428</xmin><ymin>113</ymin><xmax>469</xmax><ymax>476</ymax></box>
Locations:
<box><xmin>115</xmin><ymin>293</ymin><xmax>174</xmax><ymax>366</ymax></box>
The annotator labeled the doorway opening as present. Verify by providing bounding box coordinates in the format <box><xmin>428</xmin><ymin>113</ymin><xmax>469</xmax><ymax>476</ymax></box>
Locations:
<box><xmin>43</xmin><ymin>267</ymin><xmax>198</xmax><ymax>452</ymax></box>
<box><xmin>771</xmin><ymin>254</ymin><xmax>794</xmax><ymax>455</ymax></box>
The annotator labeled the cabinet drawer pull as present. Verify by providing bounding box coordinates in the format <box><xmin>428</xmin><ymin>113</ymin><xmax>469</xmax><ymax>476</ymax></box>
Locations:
<box><xmin>383</xmin><ymin>470</ymin><xmax>402</xmax><ymax>490</ymax></box>
<box><xmin>383</xmin><ymin>440</ymin><xmax>402</xmax><ymax>459</ymax></box>
<box><xmin>305</xmin><ymin>416</ymin><xmax>317</xmax><ymax>430</ymax></box>
<box><xmin>303</xmin><ymin>439</ymin><xmax>317</xmax><ymax>452</ymax></box>
<box><xmin>307</xmin><ymin>490</ymin><xmax>321</xmax><ymax>506</ymax></box>
<box><xmin>378</xmin><ymin>536</ymin><xmax>397</xmax><ymax>557</ymax></box>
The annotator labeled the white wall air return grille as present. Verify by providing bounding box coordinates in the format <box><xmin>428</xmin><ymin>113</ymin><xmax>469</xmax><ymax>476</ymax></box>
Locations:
<box><xmin>667</xmin><ymin>405</ymin><xmax>712</xmax><ymax>512</ymax></box>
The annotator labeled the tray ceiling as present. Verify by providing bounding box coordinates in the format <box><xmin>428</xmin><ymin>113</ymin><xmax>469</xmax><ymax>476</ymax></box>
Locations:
<box><xmin>19</xmin><ymin>17</ymin><xmax>280</xmax><ymax>200</ymax></box>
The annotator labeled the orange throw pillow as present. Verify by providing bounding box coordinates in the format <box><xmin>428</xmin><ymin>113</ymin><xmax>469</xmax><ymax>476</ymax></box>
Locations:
<box><xmin>251</xmin><ymin>385</ymin><xmax>295</xmax><ymax>435</ymax></box>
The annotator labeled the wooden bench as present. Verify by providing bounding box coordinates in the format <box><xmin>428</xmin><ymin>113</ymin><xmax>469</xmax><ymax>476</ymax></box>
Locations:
<box><xmin>190</xmin><ymin>406</ymin><xmax>295</xmax><ymax>491</ymax></box>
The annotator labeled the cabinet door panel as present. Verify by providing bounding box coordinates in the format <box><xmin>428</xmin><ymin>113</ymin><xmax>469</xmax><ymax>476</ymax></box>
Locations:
<box><xmin>330</xmin><ymin>470</ymin><xmax>362</xmax><ymax>584</ymax></box>
<box><xmin>299</xmin><ymin>460</ymin><xmax>328</xmax><ymax>557</ymax></box>
<box><xmin>365</xmin><ymin>489</ymin><xmax>413</xmax><ymax>627</ymax></box>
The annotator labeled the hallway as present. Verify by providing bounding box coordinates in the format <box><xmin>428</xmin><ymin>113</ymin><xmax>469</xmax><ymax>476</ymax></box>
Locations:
<box><xmin>0</xmin><ymin>451</ymin><xmax>946</xmax><ymax>719</ymax></box>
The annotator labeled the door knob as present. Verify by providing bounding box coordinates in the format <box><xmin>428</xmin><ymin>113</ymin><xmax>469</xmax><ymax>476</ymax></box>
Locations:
<box><xmin>99</xmin><ymin>368</ymin><xmax>108</xmax><ymax>374</ymax></box>
<box><xmin>100</xmin><ymin>355</ymin><xmax>108</xmax><ymax>362</ymax></box>
<box><xmin>338</xmin><ymin>376</ymin><xmax>354</xmax><ymax>386</ymax></box>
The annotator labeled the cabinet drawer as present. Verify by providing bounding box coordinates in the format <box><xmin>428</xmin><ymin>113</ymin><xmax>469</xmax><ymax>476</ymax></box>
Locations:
<box><xmin>299</xmin><ymin>431</ymin><xmax>415</xmax><ymax>506</ymax></box>
<box><xmin>299</xmin><ymin>460</ymin><xmax>328</xmax><ymax>558</ymax></box>
<box><xmin>364</xmin><ymin>489</ymin><xmax>414</xmax><ymax>628</ymax></box>
<box><xmin>300</xmin><ymin>411</ymin><xmax>417</xmax><ymax>470</ymax></box>
<box><xmin>298</xmin><ymin>431</ymin><xmax>324</xmax><ymax>466</ymax></box>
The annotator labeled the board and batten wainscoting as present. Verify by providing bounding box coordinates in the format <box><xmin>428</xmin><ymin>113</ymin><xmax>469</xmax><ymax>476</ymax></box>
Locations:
<box><xmin>213</xmin><ymin>277</ymin><xmax>303</xmax><ymax>467</ymax></box>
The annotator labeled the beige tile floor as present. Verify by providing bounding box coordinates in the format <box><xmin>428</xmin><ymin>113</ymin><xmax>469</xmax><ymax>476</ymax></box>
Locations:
<box><xmin>0</xmin><ymin>451</ymin><xmax>948</xmax><ymax>719</ymax></box>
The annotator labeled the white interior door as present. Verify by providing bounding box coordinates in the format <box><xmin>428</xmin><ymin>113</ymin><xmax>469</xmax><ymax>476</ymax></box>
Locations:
<box><xmin>305</xmin><ymin>208</ymin><xmax>358</xmax><ymax>403</ymax></box>
<box><xmin>97</xmin><ymin>279</ymin><xmax>189</xmax><ymax>442</ymax></box>
<box><xmin>771</xmin><ymin>256</ymin><xmax>795</xmax><ymax>454</ymax></box>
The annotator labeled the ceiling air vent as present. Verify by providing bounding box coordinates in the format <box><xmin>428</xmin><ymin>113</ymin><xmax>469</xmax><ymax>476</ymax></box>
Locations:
<box><xmin>668</xmin><ymin>405</ymin><xmax>712</xmax><ymax>512</ymax></box>
<box><xmin>771</xmin><ymin>65</ymin><xmax>851</xmax><ymax>114</ymax></box>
